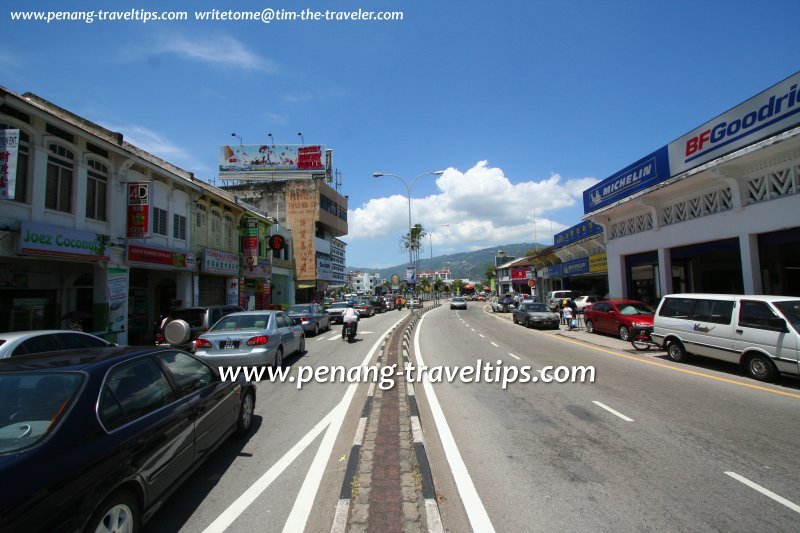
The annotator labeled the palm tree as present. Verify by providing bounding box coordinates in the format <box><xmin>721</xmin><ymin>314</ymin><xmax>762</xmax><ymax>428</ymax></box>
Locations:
<box><xmin>401</xmin><ymin>223</ymin><xmax>427</xmax><ymax>271</ymax></box>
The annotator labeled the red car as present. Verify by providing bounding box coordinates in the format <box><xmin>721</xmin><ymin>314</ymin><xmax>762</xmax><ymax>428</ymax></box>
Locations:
<box><xmin>583</xmin><ymin>299</ymin><xmax>655</xmax><ymax>341</ymax></box>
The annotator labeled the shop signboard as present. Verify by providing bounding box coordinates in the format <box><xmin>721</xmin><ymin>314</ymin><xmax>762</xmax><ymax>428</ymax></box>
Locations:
<box><xmin>127</xmin><ymin>244</ymin><xmax>196</xmax><ymax>271</ymax></box>
<box><xmin>106</xmin><ymin>267</ymin><xmax>128</xmax><ymax>332</ymax></box>
<box><xmin>546</xmin><ymin>264</ymin><xmax>562</xmax><ymax>279</ymax></box>
<box><xmin>20</xmin><ymin>222</ymin><xmax>109</xmax><ymax>260</ymax></box>
<box><xmin>317</xmin><ymin>257</ymin><xmax>333</xmax><ymax>281</ymax></box>
<box><xmin>242</xmin><ymin>217</ymin><xmax>259</xmax><ymax>267</ymax></box>
<box><xmin>244</xmin><ymin>258</ymin><xmax>272</xmax><ymax>279</ymax></box>
<box><xmin>589</xmin><ymin>252</ymin><xmax>608</xmax><ymax>273</ymax></box>
<box><xmin>511</xmin><ymin>268</ymin><xmax>529</xmax><ymax>280</ymax></box>
<box><xmin>562</xmin><ymin>257</ymin><xmax>590</xmax><ymax>277</ymax></box>
<box><xmin>583</xmin><ymin>147</ymin><xmax>671</xmax><ymax>213</ymax></box>
<box><xmin>554</xmin><ymin>221</ymin><xmax>603</xmax><ymax>249</ymax></box>
<box><xmin>225</xmin><ymin>277</ymin><xmax>239</xmax><ymax>306</ymax></box>
<box><xmin>201</xmin><ymin>249</ymin><xmax>240</xmax><ymax>276</ymax></box>
<box><xmin>219</xmin><ymin>144</ymin><xmax>327</xmax><ymax>176</ymax></box>
<box><xmin>126</xmin><ymin>182</ymin><xmax>150</xmax><ymax>238</ymax></box>
<box><xmin>391</xmin><ymin>274</ymin><xmax>400</xmax><ymax>291</ymax></box>
<box><xmin>0</xmin><ymin>129</ymin><xmax>19</xmax><ymax>200</ymax></box>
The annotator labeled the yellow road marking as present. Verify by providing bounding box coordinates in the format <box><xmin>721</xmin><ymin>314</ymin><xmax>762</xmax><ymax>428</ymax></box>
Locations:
<box><xmin>482</xmin><ymin>305</ymin><xmax>800</xmax><ymax>400</ymax></box>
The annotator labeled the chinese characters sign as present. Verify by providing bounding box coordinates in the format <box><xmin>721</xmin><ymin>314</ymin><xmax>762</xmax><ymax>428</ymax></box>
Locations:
<box><xmin>242</xmin><ymin>217</ymin><xmax>259</xmax><ymax>267</ymax></box>
<box><xmin>0</xmin><ymin>129</ymin><xmax>19</xmax><ymax>200</ymax></box>
<box><xmin>127</xmin><ymin>182</ymin><xmax>150</xmax><ymax>238</ymax></box>
<box><xmin>285</xmin><ymin>183</ymin><xmax>317</xmax><ymax>280</ymax></box>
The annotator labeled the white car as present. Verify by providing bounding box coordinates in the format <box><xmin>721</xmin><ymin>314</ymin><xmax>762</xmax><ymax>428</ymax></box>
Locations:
<box><xmin>0</xmin><ymin>330</ymin><xmax>114</xmax><ymax>358</ymax></box>
<box><xmin>573</xmin><ymin>295</ymin><xmax>602</xmax><ymax>311</ymax></box>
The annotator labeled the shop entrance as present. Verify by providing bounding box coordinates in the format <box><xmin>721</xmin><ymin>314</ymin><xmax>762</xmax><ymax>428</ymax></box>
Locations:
<box><xmin>759</xmin><ymin>227</ymin><xmax>800</xmax><ymax>296</ymax></box>
<box><xmin>671</xmin><ymin>238</ymin><xmax>743</xmax><ymax>294</ymax></box>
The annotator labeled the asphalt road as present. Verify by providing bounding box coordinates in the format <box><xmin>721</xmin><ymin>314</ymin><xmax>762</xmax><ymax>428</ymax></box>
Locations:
<box><xmin>413</xmin><ymin>303</ymin><xmax>800</xmax><ymax>532</ymax></box>
<box><xmin>147</xmin><ymin>308</ymin><xmax>410</xmax><ymax>532</ymax></box>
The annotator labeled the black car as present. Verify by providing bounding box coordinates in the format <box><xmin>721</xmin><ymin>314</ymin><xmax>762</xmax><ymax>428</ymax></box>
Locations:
<box><xmin>368</xmin><ymin>296</ymin><xmax>387</xmax><ymax>313</ymax></box>
<box><xmin>0</xmin><ymin>346</ymin><xmax>256</xmax><ymax>532</ymax></box>
<box><xmin>512</xmin><ymin>302</ymin><xmax>561</xmax><ymax>329</ymax></box>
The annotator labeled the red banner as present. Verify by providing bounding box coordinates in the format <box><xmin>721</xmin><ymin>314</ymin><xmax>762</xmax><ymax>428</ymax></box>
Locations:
<box><xmin>511</xmin><ymin>268</ymin><xmax>529</xmax><ymax>280</ymax></box>
<box><xmin>127</xmin><ymin>182</ymin><xmax>150</xmax><ymax>238</ymax></box>
<box><xmin>127</xmin><ymin>244</ymin><xmax>196</xmax><ymax>270</ymax></box>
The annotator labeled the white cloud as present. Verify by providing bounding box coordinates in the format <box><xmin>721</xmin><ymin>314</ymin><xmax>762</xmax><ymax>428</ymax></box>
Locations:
<box><xmin>348</xmin><ymin>161</ymin><xmax>597</xmax><ymax>250</ymax></box>
<box><xmin>128</xmin><ymin>34</ymin><xmax>277</xmax><ymax>72</ymax></box>
<box><xmin>103</xmin><ymin>123</ymin><xmax>210</xmax><ymax>175</ymax></box>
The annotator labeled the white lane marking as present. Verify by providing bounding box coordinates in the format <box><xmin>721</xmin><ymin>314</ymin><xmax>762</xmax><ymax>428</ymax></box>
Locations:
<box><xmin>415</xmin><ymin>313</ymin><xmax>496</xmax><ymax>533</ymax></box>
<box><xmin>592</xmin><ymin>401</ymin><xmax>634</xmax><ymax>422</ymax></box>
<box><xmin>204</xmin><ymin>315</ymin><xmax>407</xmax><ymax>533</ymax></box>
<box><xmin>508</xmin><ymin>353</ymin><xmax>520</xmax><ymax>360</ymax></box>
<box><xmin>490</xmin><ymin>341</ymin><xmax>499</xmax><ymax>347</ymax></box>
<box><xmin>470</xmin><ymin>328</ymin><xmax>476</xmax><ymax>332</ymax></box>
<box><xmin>725</xmin><ymin>471</ymin><xmax>800</xmax><ymax>514</ymax></box>
<box><xmin>478</xmin><ymin>334</ymin><xmax>485</xmax><ymax>338</ymax></box>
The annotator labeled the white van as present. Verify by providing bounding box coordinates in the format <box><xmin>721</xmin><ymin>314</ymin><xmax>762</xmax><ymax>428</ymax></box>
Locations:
<box><xmin>546</xmin><ymin>290</ymin><xmax>580</xmax><ymax>312</ymax></box>
<box><xmin>652</xmin><ymin>294</ymin><xmax>800</xmax><ymax>381</ymax></box>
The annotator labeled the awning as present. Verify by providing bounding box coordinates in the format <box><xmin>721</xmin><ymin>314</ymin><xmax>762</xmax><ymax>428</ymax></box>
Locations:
<box><xmin>296</xmin><ymin>281</ymin><xmax>316</xmax><ymax>289</ymax></box>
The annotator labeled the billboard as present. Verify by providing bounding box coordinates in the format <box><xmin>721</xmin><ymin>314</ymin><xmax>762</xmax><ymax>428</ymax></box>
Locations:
<box><xmin>554</xmin><ymin>220</ymin><xmax>603</xmax><ymax>249</ymax></box>
<box><xmin>126</xmin><ymin>182</ymin><xmax>150</xmax><ymax>238</ymax></box>
<box><xmin>220</xmin><ymin>144</ymin><xmax>327</xmax><ymax>175</ymax></box>
<box><xmin>583</xmin><ymin>147</ymin><xmax>670</xmax><ymax>213</ymax></box>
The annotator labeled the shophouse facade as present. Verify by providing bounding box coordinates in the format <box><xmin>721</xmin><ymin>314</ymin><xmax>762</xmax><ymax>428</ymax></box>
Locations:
<box><xmin>584</xmin><ymin>71</ymin><xmax>800</xmax><ymax>304</ymax></box>
<box><xmin>551</xmin><ymin>221</ymin><xmax>608</xmax><ymax>298</ymax></box>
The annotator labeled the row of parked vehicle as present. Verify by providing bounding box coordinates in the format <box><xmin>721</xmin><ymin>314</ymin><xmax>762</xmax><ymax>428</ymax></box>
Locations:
<box><xmin>0</xmin><ymin>301</ymin><xmax>342</xmax><ymax>531</ymax></box>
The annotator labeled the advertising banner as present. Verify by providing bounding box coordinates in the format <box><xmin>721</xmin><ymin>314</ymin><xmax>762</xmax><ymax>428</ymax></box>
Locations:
<box><xmin>20</xmin><ymin>222</ymin><xmax>109</xmax><ymax>260</ymax></box>
<box><xmin>242</xmin><ymin>217</ymin><xmax>259</xmax><ymax>267</ymax></box>
<box><xmin>317</xmin><ymin>257</ymin><xmax>333</xmax><ymax>280</ymax></box>
<box><xmin>127</xmin><ymin>244</ymin><xmax>196</xmax><ymax>271</ymax></box>
<box><xmin>562</xmin><ymin>257</ymin><xmax>590</xmax><ymax>277</ymax></box>
<box><xmin>244</xmin><ymin>258</ymin><xmax>272</xmax><ymax>279</ymax></box>
<box><xmin>226</xmin><ymin>277</ymin><xmax>239</xmax><ymax>306</ymax></box>
<box><xmin>285</xmin><ymin>184</ymin><xmax>317</xmax><ymax>280</ymax></box>
<box><xmin>511</xmin><ymin>268</ymin><xmax>529</xmax><ymax>280</ymax></box>
<box><xmin>219</xmin><ymin>144</ymin><xmax>327</xmax><ymax>175</ymax></box>
<box><xmin>554</xmin><ymin>221</ymin><xmax>604</xmax><ymax>249</ymax></box>
<box><xmin>584</xmin><ymin>146</ymin><xmax>670</xmax><ymax>213</ymax></box>
<box><xmin>0</xmin><ymin>129</ymin><xmax>19</xmax><ymax>200</ymax></box>
<box><xmin>668</xmin><ymin>71</ymin><xmax>800</xmax><ymax>177</ymax></box>
<box><xmin>127</xmin><ymin>182</ymin><xmax>150</xmax><ymax>238</ymax></box>
<box><xmin>201</xmin><ymin>249</ymin><xmax>240</xmax><ymax>276</ymax></box>
<box><xmin>589</xmin><ymin>253</ymin><xmax>608</xmax><ymax>273</ymax></box>
<box><xmin>106</xmin><ymin>267</ymin><xmax>129</xmax><ymax>332</ymax></box>
<box><xmin>391</xmin><ymin>274</ymin><xmax>400</xmax><ymax>291</ymax></box>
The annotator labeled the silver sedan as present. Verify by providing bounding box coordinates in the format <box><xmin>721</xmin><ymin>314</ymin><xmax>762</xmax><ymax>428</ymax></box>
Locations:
<box><xmin>193</xmin><ymin>310</ymin><xmax>305</xmax><ymax>369</ymax></box>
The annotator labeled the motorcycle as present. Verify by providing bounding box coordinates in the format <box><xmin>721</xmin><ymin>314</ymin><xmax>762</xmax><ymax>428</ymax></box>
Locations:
<box><xmin>342</xmin><ymin>321</ymin><xmax>358</xmax><ymax>342</ymax></box>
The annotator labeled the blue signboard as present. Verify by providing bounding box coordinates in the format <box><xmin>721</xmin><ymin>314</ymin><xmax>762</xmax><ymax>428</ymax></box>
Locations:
<box><xmin>554</xmin><ymin>221</ymin><xmax>603</xmax><ymax>249</ymax></box>
<box><xmin>546</xmin><ymin>264</ymin><xmax>562</xmax><ymax>278</ymax></box>
<box><xmin>561</xmin><ymin>257</ymin><xmax>590</xmax><ymax>277</ymax></box>
<box><xmin>583</xmin><ymin>146</ymin><xmax>671</xmax><ymax>214</ymax></box>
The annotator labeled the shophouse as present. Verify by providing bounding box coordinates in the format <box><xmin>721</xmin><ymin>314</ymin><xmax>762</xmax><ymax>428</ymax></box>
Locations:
<box><xmin>551</xmin><ymin>221</ymin><xmax>608</xmax><ymax>298</ymax></box>
<box><xmin>583</xmin><ymin>71</ymin><xmax>800</xmax><ymax>303</ymax></box>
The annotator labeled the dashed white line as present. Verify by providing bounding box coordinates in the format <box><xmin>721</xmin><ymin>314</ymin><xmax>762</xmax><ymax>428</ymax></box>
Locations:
<box><xmin>478</xmin><ymin>334</ymin><xmax>485</xmax><ymax>338</ymax></box>
<box><xmin>470</xmin><ymin>328</ymin><xmax>476</xmax><ymax>332</ymax></box>
<box><xmin>592</xmin><ymin>401</ymin><xmax>634</xmax><ymax>422</ymax></box>
<box><xmin>508</xmin><ymin>353</ymin><xmax>520</xmax><ymax>360</ymax></box>
<box><xmin>490</xmin><ymin>341</ymin><xmax>499</xmax><ymax>347</ymax></box>
<box><xmin>725</xmin><ymin>471</ymin><xmax>800</xmax><ymax>514</ymax></box>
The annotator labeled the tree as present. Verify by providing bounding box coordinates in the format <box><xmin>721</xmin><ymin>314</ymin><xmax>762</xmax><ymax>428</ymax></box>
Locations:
<box><xmin>451</xmin><ymin>279</ymin><xmax>465</xmax><ymax>295</ymax></box>
<box><xmin>419</xmin><ymin>277</ymin><xmax>431</xmax><ymax>295</ymax></box>
<box><xmin>401</xmin><ymin>223</ymin><xmax>427</xmax><ymax>270</ymax></box>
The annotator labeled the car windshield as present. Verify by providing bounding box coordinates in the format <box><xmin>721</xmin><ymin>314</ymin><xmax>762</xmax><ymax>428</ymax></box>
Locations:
<box><xmin>0</xmin><ymin>372</ymin><xmax>83</xmax><ymax>453</ymax></box>
<box><xmin>210</xmin><ymin>314</ymin><xmax>271</xmax><ymax>331</ymax></box>
<box><xmin>453</xmin><ymin>298</ymin><xmax>465</xmax><ymax>302</ymax></box>
<box><xmin>774</xmin><ymin>300</ymin><xmax>800</xmax><ymax>331</ymax></box>
<box><xmin>618</xmin><ymin>302</ymin><xmax>654</xmax><ymax>315</ymax></box>
<box><xmin>329</xmin><ymin>303</ymin><xmax>348</xmax><ymax>309</ymax></box>
<box><xmin>288</xmin><ymin>305</ymin><xmax>312</xmax><ymax>314</ymax></box>
<box><xmin>170</xmin><ymin>309</ymin><xmax>206</xmax><ymax>327</ymax></box>
<box><xmin>524</xmin><ymin>303</ymin><xmax>549</xmax><ymax>312</ymax></box>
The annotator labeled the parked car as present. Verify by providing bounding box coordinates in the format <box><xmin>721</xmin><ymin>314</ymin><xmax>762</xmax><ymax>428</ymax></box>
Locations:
<box><xmin>584</xmin><ymin>299</ymin><xmax>655</xmax><ymax>341</ymax></box>
<box><xmin>0</xmin><ymin>330</ymin><xmax>114</xmax><ymax>358</ymax></box>
<box><xmin>407</xmin><ymin>298</ymin><xmax>423</xmax><ymax>309</ymax></box>
<box><xmin>321</xmin><ymin>298</ymin><xmax>336</xmax><ymax>309</ymax></box>
<box><xmin>355</xmin><ymin>300</ymin><xmax>375</xmax><ymax>318</ymax></box>
<box><xmin>286</xmin><ymin>303</ymin><xmax>331</xmax><ymax>336</ymax></box>
<box><xmin>368</xmin><ymin>296</ymin><xmax>387</xmax><ymax>313</ymax></box>
<box><xmin>546</xmin><ymin>290</ymin><xmax>581</xmax><ymax>312</ymax></box>
<box><xmin>491</xmin><ymin>297</ymin><xmax>502</xmax><ymax>312</ymax></box>
<box><xmin>513</xmin><ymin>302</ymin><xmax>560</xmax><ymax>329</ymax></box>
<box><xmin>383</xmin><ymin>297</ymin><xmax>396</xmax><ymax>311</ymax></box>
<box><xmin>450</xmin><ymin>297</ymin><xmax>467</xmax><ymax>310</ymax></box>
<box><xmin>573</xmin><ymin>295</ymin><xmax>602</xmax><ymax>311</ymax></box>
<box><xmin>326</xmin><ymin>302</ymin><xmax>350</xmax><ymax>324</ymax></box>
<box><xmin>0</xmin><ymin>346</ymin><xmax>256</xmax><ymax>532</ymax></box>
<box><xmin>194</xmin><ymin>310</ymin><xmax>305</xmax><ymax>369</ymax></box>
<box><xmin>160</xmin><ymin>305</ymin><xmax>243</xmax><ymax>350</ymax></box>
<box><xmin>653</xmin><ymin>293</ymin><xmax>800</xmax><ymax>381</ymax></box>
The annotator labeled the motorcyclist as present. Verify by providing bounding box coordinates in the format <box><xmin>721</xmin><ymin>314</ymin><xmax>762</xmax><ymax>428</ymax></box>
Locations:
<box><xmin>342</xmin><ymin>301</ymin><xmax>359</xmax><ymax>339</ymax></box>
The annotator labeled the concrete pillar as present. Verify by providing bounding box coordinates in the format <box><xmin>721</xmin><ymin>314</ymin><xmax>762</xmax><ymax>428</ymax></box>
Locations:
<box><xmin>607</xmin><ymin>252</ymin><xmax>627</xmax><ymax>298</ymax></box>
<box><xmin>739</xmin><ymin>233</ymin><xmax>762</xmax><ymax>294</ymax></box>
<box><xmin>657</xmin><ymin>247</ymin><xmax>673</xmax><ymax>298</ymax></box>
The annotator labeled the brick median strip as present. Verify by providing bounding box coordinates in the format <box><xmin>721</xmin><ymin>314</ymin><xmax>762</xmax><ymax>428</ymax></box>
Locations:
<box><xmin>331</xmin><ymin>305</ymin><xmax>444</xmax><ymax>533</ymax></box>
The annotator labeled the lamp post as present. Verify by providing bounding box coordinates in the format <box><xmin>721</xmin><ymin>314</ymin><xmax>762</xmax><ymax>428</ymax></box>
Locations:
<box><xmin>373</xmin><ymin>170</ymin><xmax>444</xmax><ymax>312</ymax></box>
<box><xmin>429</xmin><ymin>224</ymin><xmax>450</xmax><ymax>303</ymax></box>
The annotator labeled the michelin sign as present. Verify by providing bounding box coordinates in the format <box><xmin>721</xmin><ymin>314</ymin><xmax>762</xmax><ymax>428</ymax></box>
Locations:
<box><xmin>584</xmin><ymin>71</ymin><xmax>800</xmax><ymax>214</ymax></box>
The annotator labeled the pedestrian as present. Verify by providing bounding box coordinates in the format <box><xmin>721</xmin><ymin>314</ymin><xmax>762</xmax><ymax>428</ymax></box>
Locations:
<box><xmin>562</xmin><ymin>304</ymin><xmax>574</xmax><ymax>330</ymax></box>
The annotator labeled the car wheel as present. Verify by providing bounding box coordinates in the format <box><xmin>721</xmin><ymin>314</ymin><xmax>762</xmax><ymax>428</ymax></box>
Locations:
<box><xmin>746</xmin><ymin>353</ymin><xmax>777</xmax><ymax>381</ymax></box>
<box><xmin>618</xmin><ymin>325</ymin><xmax>630</xmax><ymax>341</ymax></box>
<box><xmin>313</xmin><ymin>323</ymin><xmax>319</xmax><ymax>337</ymax></box>
<box><xmin>513</xmin><ymin>314</ymin><xmax>518</xmax><ymax>324</ymax></box>
<box><xmin>585</xmin><ymin>320</ymin><xmax>594</xmax><ymax>333</ymax></box>
<box><xmin>236</xmin><ymin>389</ymin><xmax>255</xmax><ymax>437</ymax></box>
<box><xmin>525</xmin><ymin>318</ymin><xmax>532</xmax><ymax>328</ymax></box>
<box><xmin>273</xmin><ymin>347</ymin><xmax>284</xmax><ymax>369</ymax></box>
<box><xmin>298</xmin><ymin>336</ymin><xmax>306</xmax><ymax>355</ymax></box>
<box><xmin>87</xmin><ymin>489</ymin><xmax>140</xmax><ymax>533</ymax></box>
<box><xmin>666</xmin><ymin>340</ymin><xmax>689</xmax><ymax>362</ymax></box>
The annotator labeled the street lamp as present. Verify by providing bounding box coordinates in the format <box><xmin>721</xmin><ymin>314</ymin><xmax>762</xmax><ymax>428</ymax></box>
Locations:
<box><xmin>429</xmin><ymin>224</ymin><xmax>450</xmax><ymax>303</ymax></box>
<box><xmin>373</xmin><ymin>170</ymin><xmax>445</xmax><ymax>312</ymax></box>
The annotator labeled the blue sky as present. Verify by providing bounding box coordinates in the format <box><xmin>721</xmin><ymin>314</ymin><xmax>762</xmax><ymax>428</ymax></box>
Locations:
<box><xmin>3</xmin><ymin>0</ymin><xmax>799</xmax><ymax>268</ymax></box>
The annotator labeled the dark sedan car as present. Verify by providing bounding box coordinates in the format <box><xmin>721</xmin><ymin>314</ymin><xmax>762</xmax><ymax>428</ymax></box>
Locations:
<box><xmin>0</xmin><ymin>346</ymin><xmax>255</xmax><ymax>532</ymax></box>
<box><xmin>513</xmin><ymin>302</ymin><xmax>560</xmax><ymax>329</ymax></box>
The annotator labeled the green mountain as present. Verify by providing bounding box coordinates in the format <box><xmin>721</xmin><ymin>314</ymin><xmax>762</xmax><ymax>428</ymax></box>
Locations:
<box><xmin>347</xmin><ymin>242</ymin><xmax>542</xmax><ymax>283</ymax></box>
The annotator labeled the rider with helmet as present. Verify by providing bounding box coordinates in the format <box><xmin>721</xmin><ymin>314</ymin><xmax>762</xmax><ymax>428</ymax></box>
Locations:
<box><xmin>342</xmin><ymin>301</ymin><xmax>359</xmax><ymax>339</ymax></box>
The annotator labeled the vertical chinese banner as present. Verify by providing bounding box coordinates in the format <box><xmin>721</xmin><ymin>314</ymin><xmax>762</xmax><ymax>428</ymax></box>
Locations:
<box><xmin>0</xmin><ymin>129</ymin><xmax>20</xmax><ymax>200</ymax></box>
<box><xmin>242</xmin><ymin>217</ymin><xmax>259</xmax><ymax>267</ymax></box>
<box><xmin>127</xmin><ymin>182</ymin><xmax>150</xmax><ymax>238</ymax></box>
